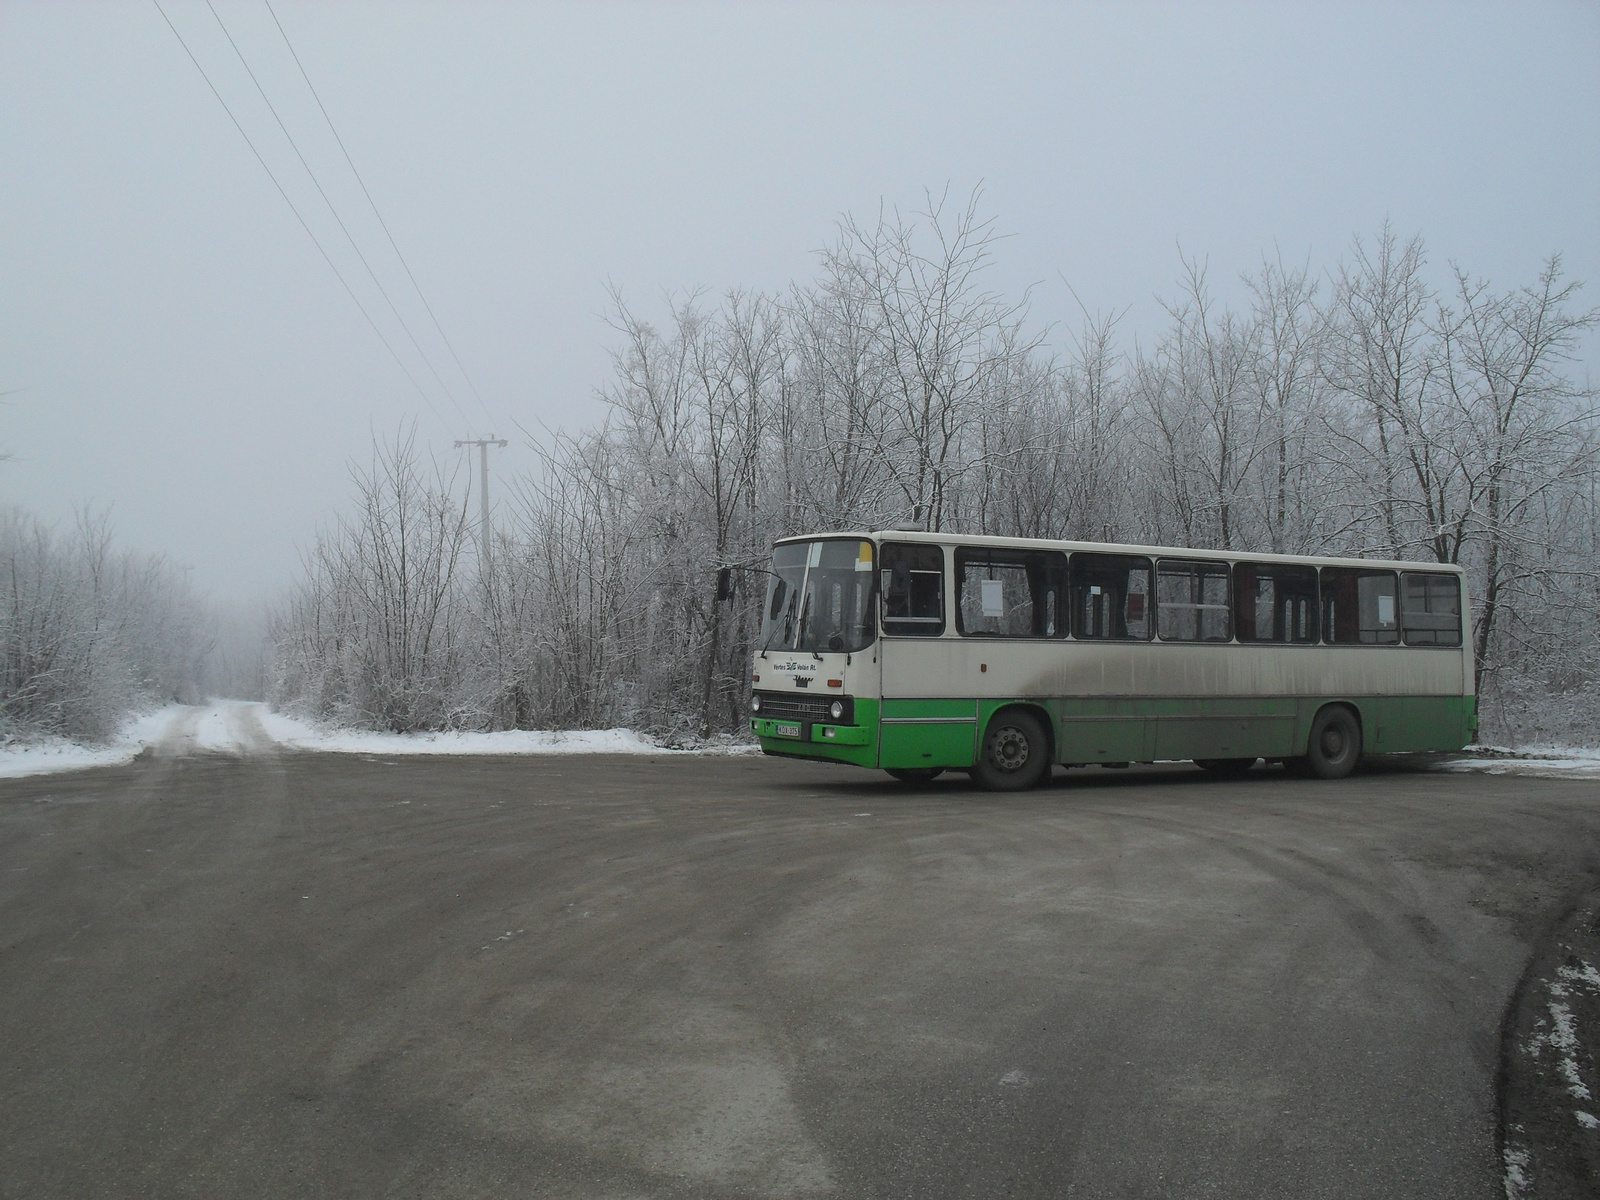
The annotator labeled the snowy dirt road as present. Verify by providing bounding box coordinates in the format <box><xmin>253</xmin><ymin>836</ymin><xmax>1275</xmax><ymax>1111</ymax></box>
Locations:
<box><xmin>3</xmin><ymin>750</ymin><xmax>1599</xmax><ymax>1198</ymax></box>
<box><xmin>144</xmin><ymin>699</ymin><xmax>279</xmax><ymax>758</ymax></box>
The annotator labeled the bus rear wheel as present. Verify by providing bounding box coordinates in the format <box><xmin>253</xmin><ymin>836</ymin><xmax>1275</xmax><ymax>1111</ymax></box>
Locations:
<box><xmin>885</xmin><ymin>768</ymin><xmax>944</xmax><ymax>785</ymax></box>
<box><xmin>972</xmin><ymin>709</ymin><xmax>1050</xmax><ymax>792</ymax></box>
<box><xmin>1305</xmin><ymin>705</ymin><xmax>1362</xmax><ymax>779</ymax></box>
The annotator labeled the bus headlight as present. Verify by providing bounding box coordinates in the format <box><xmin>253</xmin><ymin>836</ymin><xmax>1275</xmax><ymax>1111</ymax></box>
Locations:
<box><xmin>751</xmin><ymin>695</ymin><xmax>762</xmax><ymax>714</ymax></box>
<box><xmin>829</xmin><ymin>700</ymin><xmax>844</xmax><ymax>721</ymax></box>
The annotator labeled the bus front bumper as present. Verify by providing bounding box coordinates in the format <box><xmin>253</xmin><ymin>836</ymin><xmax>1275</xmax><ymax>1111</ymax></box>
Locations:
<box><xmin>750</xmin><ymin>717</ymin><xmax>872</xmax><ymax>746</ymax></box>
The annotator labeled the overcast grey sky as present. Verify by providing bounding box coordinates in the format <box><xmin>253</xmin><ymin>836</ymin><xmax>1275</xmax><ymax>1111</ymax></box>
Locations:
<box><xmin>3</xmin><ymin>1</ymin><xmax>1596</xmax><ymax>608</ymax></box>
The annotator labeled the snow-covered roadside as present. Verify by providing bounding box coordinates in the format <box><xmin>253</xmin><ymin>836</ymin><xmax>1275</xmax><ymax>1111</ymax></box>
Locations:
<box><xmin>0</xmin><ymin>705</ymin><xmax>192</xmax><ymax>779</ymax></box>
<box><xmin>1500</xmin><ymin>889</ymin><xmax>1600</xmax><ymax>1198</ymax></box>
<box><xmin>253</xmin><ymin>707</ymin><xmax>751</xmax><ymax>758</ymax></box>
<box><xmin>1435</xmin><ymin>746</ymin><xmax>1600</xmax><ymax>781</ymax></box>
<box><xmin>0</xmin><ymin>700</ymin><xmax>758</xmax><ymax>780</ymax></box>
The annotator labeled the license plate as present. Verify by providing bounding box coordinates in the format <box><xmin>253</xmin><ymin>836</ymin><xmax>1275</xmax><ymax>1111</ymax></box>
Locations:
<box><xmin>774</xmin><ymin>722</ymin><xmax>801</xmax><ymax>738</ymax></box>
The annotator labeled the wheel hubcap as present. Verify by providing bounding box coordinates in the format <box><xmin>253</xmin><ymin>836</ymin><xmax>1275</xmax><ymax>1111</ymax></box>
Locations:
<box><xmin>1321</xmin><ymin>727</ymin><xmax>1345</xmax><ymax>758</ymax></box>
<box><xmin>992</xmin><ymin>726</ymin><xmax>1029</xmax><ymax>771</ymax></box>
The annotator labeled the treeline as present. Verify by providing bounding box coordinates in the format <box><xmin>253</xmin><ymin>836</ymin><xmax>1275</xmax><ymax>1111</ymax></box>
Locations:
<box><xmin>270</xmin><ymin>195</ymin><xmax>1600</xmax><ymax>745</ymax></box>
<box><xmin>0</xmin><ymin>507</ymin><xmax>212</xmax><ymax>742</ymax></box>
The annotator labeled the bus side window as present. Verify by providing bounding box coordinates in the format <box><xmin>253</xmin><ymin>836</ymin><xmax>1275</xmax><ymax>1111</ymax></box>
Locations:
<box><xmin>1156</xmin><ymin>559</ymin><xmax>1231</xmax><ymax>642</ymax></box>
<box><xmin>1401</xmin><ymin>572</ymin><xmax>1462</xmax><ymax>646</ymax></box>
<box><xmin>1321</xmin><ymin>567</ymin><xmax>1399</xmax><ymax>644</ymax></box>
<box><xmin>1234</xmin><ymin>562</ymin><xmax>1319</xmax><ymax>643</ymax></box>
<box><xmin>1070</xmin><ymin>553</ymin><xmax>1154</xmax><ymax>640</ymax></box>
<box><xmin>880</xmin><ymin>543</ymin><xmax>945</xmax><ymax>636</ymax></box>
<box><xmin>954</xmin><ymin>547</ymin><xmax>1068</xmax><ymax>638</ymax></box>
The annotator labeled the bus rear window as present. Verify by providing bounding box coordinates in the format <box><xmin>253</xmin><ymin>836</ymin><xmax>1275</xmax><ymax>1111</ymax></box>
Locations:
<box><xmin>1071</xmin><ymin>554</ymin><xmax>1153</xmax><ymax>640</ymax></box>
<box><xmin>1402</xmin><ymin>572</ymin><xmax>1462</xmax><ymax>646</ymax></box>
<box><xmin>1321</xmin><ymin>567</ymin><xmax>1399</xmax><ymax>645</ymax></box>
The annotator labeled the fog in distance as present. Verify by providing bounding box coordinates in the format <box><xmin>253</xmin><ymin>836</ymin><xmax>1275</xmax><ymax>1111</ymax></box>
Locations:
<box><xmin>2</xmin><ymin>1</ymin><xmax>1595</xmax><ymax>608</ymax></box>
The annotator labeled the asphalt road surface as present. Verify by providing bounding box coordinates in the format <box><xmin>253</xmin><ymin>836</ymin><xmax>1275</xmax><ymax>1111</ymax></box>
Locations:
<box><xmin>3</xmin><ymin>746</ymin><xmax>1598</xmax><ymax>1199</ymax></box>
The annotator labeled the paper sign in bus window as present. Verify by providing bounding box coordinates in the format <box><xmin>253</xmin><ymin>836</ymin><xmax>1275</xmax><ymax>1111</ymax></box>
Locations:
<box><xmin>1377</xmin><ymin>594</ymin><xmax>1395</xmax><ymax>626</ymax></box>
<box><xmin>981</xmin><ymin>578</ymin><xmax>1005</xmax><ymax>617</ymax></box>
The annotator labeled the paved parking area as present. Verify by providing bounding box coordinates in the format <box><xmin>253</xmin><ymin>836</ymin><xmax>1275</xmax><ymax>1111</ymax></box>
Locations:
<box><xmin>3</xmin><ymin>750</ymin><xmax>1597</xmax><ymax>1198</ymax></box>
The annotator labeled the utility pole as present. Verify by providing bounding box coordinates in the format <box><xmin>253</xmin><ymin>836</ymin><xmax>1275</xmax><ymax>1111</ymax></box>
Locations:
<box><xmin>455</xmin><ymin>436</ymin><xmax>508</xmax><ymax>568</ymax></box>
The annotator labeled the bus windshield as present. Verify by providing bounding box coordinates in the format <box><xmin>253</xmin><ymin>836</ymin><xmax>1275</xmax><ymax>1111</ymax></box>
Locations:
<box><xmin>760</xmin><ymin>539</ymin><xmax>876</xmax><ymax>654</ymax></box>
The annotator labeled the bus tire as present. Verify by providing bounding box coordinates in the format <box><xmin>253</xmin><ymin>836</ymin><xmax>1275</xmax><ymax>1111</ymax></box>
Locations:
<box><xmin>972</xmin><ymin>709</ymin><xmax>1050</xmax><ymax>792</ymax></box>
<box><xmin>885</xmin><ymin>768</ymin><xmax>943</xmax><ymax>785</ymax></box>
<box><xmin>1195</xmin><ymin>757</ymin><xmax>1258</xmax><ymax>776</ymax></box>
<box><xmin>1306</xmin><ymin>705</ymin><xmax>1362</xmax><ymax>779</ymax></box>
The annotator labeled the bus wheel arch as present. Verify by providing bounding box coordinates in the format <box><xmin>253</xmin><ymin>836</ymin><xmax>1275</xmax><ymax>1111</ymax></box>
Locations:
<box><xmin>1300</xmin><ymin>703</ymin><xmax>1363</xmax><ymax>780</ymax></box>
<box><xmin>972</xmin><ymin>705</ymin><xmax>1053</xmax><ymax>791</ymax></box>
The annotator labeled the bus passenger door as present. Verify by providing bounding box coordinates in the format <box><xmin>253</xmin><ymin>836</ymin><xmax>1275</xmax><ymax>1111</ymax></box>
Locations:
<box><xmin>878</xmin><ymin>639</ymin><xmax>976</xmax><ymax>769</ymax></box>
<box><xmin>876</xmin><ymin>543</ymin><xmax>976</xmax><ymax>769</ymax></box>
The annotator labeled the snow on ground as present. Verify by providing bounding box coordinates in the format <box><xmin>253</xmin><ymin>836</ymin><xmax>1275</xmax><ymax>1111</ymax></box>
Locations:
<box><xmin>0</xmin><ymin>704</ymin><xmax>192</xmax><ymax>779</ymax></box>
<box><xmin>1435</xmin><ymin>746</ymin><xmax>1600</xmax><ymax>780</ymax></box>
<box><xmin>253</xmin><ymin>707</ymin><xmax>711</xmax><ymax>758</ymax></box>
<box><xmin>1500</xmin><ymin>892</ymin><xmax>1600</xmax><ymax>1197</ymax></box>
<box><xmin>0</xmin><ymin>700</ymin><xmax>756</xmax><ymax>780</ymax></box>
<box><xmin>0</xmin><ymin>737</ymin><xmax>139</xmax><ymax>779</ymax></box>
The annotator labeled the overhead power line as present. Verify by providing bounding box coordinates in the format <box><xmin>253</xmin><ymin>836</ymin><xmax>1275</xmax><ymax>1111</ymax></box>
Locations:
<box><xmin>201</xmin><ymin>0</ymin><xmax>475</xmax><ymax>433</ymax></box>
<box><xmin>149</xmin><ymin>0</ymin><xmax>452</xmax><ymax>433</ymax></box>
<box><xmin>263</xmin><ymin>0</ymin><xmax>496</xmax><ymax>431</ymax></box>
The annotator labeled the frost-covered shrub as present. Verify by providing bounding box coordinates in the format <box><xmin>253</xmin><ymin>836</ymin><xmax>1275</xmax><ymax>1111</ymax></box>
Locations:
<box><xmin>0</xmin><ymin>507</ymin><xmax>209</xmax><ymax>742</ymax></box>
<box><xmin>271</xmin><ymin>202</ymin><xmax>1600</xmax><ymax>744</ymax></box>
<box><xmin>269</xmin><ymin>430</ymin><xmax>476</xmax><ymax>732</ymax></box>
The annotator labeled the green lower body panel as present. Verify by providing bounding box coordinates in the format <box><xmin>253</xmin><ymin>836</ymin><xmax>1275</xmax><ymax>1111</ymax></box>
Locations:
<box><xmin>1053</xmin><ymin>697</ymin><xmax>1155</xmax><ymax>763</ymax></box>
<box><xmin>1352</xmin><ymin>694</ymin><xmax>1475</xmax><ymax>753</ymax></box>
<box><xmin>1049</xmin><ymin>694</ymin><xmax>1474</xmax><ymax>762</ymax></box>
<box><xmin>879</xmin><ymin>697</ymin><xmax>979</xmax><ymax>769</ymax></box>
<box><xmin>1053</xmin><ymin>695</ymin><xmax>1301</xmax><ymax>762</ymax></box>
<box><xmin>754</xmin><ymin>694</ymin><xmax>1476</xmax><ymax>771</ymax></box>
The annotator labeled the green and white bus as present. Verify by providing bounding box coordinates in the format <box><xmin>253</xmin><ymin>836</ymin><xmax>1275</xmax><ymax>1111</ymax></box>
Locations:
<box><xmin>748</xmin><ymin>531</ymin><xmax>1473</xmax><ymax>789</ymax></box>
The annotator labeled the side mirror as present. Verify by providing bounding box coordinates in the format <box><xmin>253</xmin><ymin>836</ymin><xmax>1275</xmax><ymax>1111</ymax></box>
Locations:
<box><xmin>715</xmin><ymin>567</ymin><xmax>733</xmax><ymax>602</ymax></box>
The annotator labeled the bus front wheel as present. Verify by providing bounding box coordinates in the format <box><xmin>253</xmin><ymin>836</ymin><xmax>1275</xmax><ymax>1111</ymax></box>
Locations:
<box><xmin>972</xmin><ymin>709</ymin><xmax>1050</xmax><ymax>791</ymax></box>
<box><xmin>1304</xmin><ymin>706</ymin><xmax>1361</xmax><ymax>780</ymax></box>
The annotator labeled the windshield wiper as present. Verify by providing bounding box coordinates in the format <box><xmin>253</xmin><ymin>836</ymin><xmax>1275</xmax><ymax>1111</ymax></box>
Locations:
<box><xmin>759</xmin><ymin>597</ymin><xmax>796</xmax><ymax>657</ymax></box>
<box><xmin>795</xmin><ymin>595</ymin><xmax>814</xmax><ymax>657</ymax></box>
